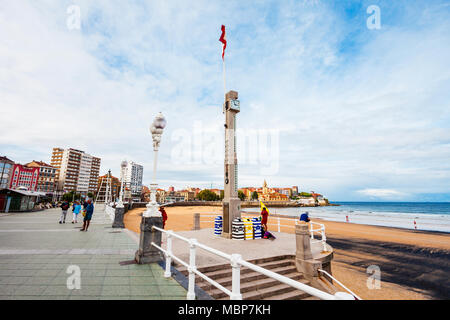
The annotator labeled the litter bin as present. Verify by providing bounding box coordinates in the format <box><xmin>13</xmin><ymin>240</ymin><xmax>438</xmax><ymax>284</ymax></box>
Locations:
<box><xmin>243</xmin><ymin>218</ymin><xmax>253</xmax><ymax>240</ymax></box>
<box><xmin>252</xmin><ymin>217</ymin><xmax>262</xmax><ymax>239</ymax></box>
<box><xmin>232</xmin><ymin>218</ymin><xmax>244</xmax><ymax>240</ymax></box>
<box><xmin>214</xmin><ymin>215</ymin><xmax>223</xmax><ymax>236</ymax></box>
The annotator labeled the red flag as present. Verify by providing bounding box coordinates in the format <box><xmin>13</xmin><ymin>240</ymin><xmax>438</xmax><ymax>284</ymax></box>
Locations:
<box><xmin>219</xmin><ymin>25</ymin><xmax>227</xmax><ymax>60</ymax></box>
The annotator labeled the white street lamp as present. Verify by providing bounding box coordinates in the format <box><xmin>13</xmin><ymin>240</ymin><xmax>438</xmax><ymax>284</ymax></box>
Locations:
<box><xmin>143</xmin><ymin>112</ymin><xmax>166</xmax><ymax>218</ymax></box>
<box><xmin>116</xmin><ymin>160</ymin><xmax>127</xmax><ymax>208</ymax></box>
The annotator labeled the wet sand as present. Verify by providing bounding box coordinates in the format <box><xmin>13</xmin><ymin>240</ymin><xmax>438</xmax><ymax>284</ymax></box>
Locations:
<box><xmin>124</xmin><ymin>206</ymin><xmax>450</xmax><ymax>300</ymax></box>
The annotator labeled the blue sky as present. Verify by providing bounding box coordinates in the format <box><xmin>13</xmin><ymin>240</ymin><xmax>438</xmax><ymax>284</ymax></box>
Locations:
<box><xmin>1</xmin><ymin>0</ymin><xmax>450</xmax><ymax>201</ymax></box>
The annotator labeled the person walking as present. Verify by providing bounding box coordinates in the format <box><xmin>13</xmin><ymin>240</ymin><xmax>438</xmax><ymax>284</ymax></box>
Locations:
<box><xmin>80</xmin><ymin>199</ymin><xmax>94</xmax><ymax>232</ymax></box>
<box><xmin>72</xmin><ymin>201</ymin><xmax>82</xmax><ymax>223</ymax></box>
<box><xmin>59</xmin><ymin>200</ymin><xmax>70</xmax><ymax>224</ymax></box>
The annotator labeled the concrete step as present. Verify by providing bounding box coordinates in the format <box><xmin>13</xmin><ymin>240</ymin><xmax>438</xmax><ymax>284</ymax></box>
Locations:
<box><xmin>197</xmin><ymin>264</ymin><xmax>299</xmax><ymax>291</ymax></box>
<box><xmin>209</xmin><ymin>272</ymin><xmax>305</xmax><ymax>299</ymax></box>
<box><xmin>217</xmin><ymin>279</ymin><xmax>312</xmax><ymax>300</ymax></box>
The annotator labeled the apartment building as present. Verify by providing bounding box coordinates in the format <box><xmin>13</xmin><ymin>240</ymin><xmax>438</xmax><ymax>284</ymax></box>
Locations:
<box><xmin>120</xmin><ymin>161</ymin><xmax>143</xmax><ymax>198</ymax></box>
<box><xmin>51</xmin><ymin>148</ymin><xmax>101</xmax><ymax>195</ymax></box>
<box><xmin>24</xmin><ymin>160</ymin><xmax>57</xmax><ymax>193</ymax></box>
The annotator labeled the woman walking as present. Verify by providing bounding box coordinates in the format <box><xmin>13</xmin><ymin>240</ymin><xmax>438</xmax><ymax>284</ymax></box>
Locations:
<box><xmin>72</xmin><ymin>201</ymin><xmax>81</xmax><ymax>223</ymax></box>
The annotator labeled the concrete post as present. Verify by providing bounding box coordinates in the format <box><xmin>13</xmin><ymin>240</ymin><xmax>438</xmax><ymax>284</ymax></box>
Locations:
<box><xmin>135</xmin><ymin>216</ymin><xmax>163</xmax><ymax>264</ymax></box>
<box><xmin>112</xmin><ymin>207</ymin><xmax>125</xmax><ymax>228</ymax></box>
<box><xmin>192</xmin><ymin>213</ymin><xmax>200</xmax><ymax>231</ymax></box>
<box><xmin>295</xmin><ymin>223</ymin><xmax>320</xmax><ymax>281</ymax></box>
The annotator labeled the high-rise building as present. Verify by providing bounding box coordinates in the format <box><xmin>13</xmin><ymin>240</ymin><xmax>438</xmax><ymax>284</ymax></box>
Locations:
<box><xmin>0</xmin><ymin>156</ymin><xmax>14</xmax><ymax>189</ymax></box>
<box><xmin>24</xmin><ymin>161</ymin><xmax>57</xmax><ymax>193</ymax></box>
<box><xmin>51</xmin><ymin>148</ymin><xmax>101</xmax><ymax>195</ymax></box>
<box><xmin>120</xmin><ymin>161</ymin><xmax>143</xmax><ymax>199</ymax></box>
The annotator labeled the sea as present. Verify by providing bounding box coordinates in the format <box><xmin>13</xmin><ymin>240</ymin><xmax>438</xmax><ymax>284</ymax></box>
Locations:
<box><xmin>259</xmin><ymin>202</ymin><xmax>450</xmax><ymax>233</ymax></box>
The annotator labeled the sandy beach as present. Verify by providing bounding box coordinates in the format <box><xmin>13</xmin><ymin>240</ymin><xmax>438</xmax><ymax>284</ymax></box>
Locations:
<box><xmin>124</xmin><ymin>206</ymin><xmax>450</xmax><ymax>300</ymax></box>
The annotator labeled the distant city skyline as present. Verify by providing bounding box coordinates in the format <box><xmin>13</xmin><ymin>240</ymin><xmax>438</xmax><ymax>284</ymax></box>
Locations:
<box><xmin>1</xmin><ymin>1</ymin><xmax>450</xmax><ymax>202</ymax></box>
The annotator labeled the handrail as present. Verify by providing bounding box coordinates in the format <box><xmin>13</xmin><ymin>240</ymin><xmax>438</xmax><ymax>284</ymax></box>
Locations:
<box><xmin>151</xmin><ymin>226</ymin><xmax>354</xmax><ymax>300</ymax></box>
<box><xmin>105</xmin><ymin>204</ymin><xmax>115</xmax><ymax>222</ymax></box>
<box><xmin>318</xmin><ymin>269</ymin><xmax>362</xmax><ymax>300</ymax></box>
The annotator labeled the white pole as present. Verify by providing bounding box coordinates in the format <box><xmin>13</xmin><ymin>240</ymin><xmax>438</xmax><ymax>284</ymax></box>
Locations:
<box><xmin>187</xmin><ymin>239</ymin><xmax>197</xmax><ymax>300</ymax></box>
<box><xmin>164</xmin><ymin>231</ymin><xmax>173</xmax><ymax>278</ymax></box>
<box><xmin>230</xmin><ymin>254</ymin><xmax>243</xmax><ymax>300</ymax></box>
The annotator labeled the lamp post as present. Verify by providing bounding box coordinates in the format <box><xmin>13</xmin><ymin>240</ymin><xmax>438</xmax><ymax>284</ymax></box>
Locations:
<box><xmin>116</xmin><ymin>161</ymin><xmax>127</xmax><ymax>209</ymax></box>
<box><xmin>142</xmin><ymin>112</ymin><xmax>167</xmax><ymax>218</ymax></box>
<box><xmin>135</xmin><ymin>112</ymin><xmax>167</xmax><ymax>264</ymax></box>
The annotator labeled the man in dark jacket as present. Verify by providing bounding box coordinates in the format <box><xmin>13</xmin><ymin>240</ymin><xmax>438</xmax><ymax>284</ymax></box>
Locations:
<box><xmin>59</xmin><ymin>201</ymin><xmax>70</xmax><ymax>224</ymax></box>
<box><xmin>80</xmin><ymin>200</ymin><xmax>94</xmax><ymax>232</ymax></box>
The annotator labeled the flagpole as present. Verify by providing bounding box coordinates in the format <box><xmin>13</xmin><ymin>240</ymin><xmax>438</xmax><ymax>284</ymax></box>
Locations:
<box><xmin>223</xmin><ymin>57</ymin><xmax>227</xmax><ymax>99</ymax></box>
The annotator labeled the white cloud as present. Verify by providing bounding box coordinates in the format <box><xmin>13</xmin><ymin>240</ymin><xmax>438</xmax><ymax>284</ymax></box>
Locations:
<box><xmin>356</xmin><ymin>188</ymin><xmax>408</xmax><ymax>199</ymax></box>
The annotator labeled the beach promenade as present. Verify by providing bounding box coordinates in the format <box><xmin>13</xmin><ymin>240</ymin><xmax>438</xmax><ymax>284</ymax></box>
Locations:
<box><xmin>0</xmin><ymin>207</ymin><xmax>187</xmax><ymax>300</ymax></box>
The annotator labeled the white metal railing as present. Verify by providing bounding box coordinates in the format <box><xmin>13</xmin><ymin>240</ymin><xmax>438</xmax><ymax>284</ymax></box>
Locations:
<box><xmin>318</xmin><ymin>269</ymin><xmax>362</xmax><ymax>300</ymax></box>
<box><xmin>151</xmin><ymin>226</ymin><xmax>354</xmax><ymax>301</ymax></box>
<box><xmin>105</xmin><ymin>204</ymin><xmax>115</xmax><ymax>222</ymax></box>
<box><xmin>310</xmin><ymin>222</ymin><xmax>327</xmax><ymax>252</ymax></box>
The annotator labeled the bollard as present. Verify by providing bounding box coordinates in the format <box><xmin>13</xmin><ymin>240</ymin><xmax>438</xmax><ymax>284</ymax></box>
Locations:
<box><xmin>192</xmin><ymin>213</ymin><xmax>200</xmax><ymax>231</ymax></box>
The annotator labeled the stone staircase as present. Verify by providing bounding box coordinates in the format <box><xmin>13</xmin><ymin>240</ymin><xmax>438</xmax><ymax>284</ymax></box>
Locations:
<box><xmin>178</xmin><ymin>255</ymin><xmax>320</xmax><ymax>300</ymax></box>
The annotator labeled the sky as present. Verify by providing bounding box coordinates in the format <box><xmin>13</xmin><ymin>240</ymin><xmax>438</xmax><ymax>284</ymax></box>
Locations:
<box><xmin>1</xmin><ymin>0</ymin><xmax>450</xmax><ymax>202</ymax></box>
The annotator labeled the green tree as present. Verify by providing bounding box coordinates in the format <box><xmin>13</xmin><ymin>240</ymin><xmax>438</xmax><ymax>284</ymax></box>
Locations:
<box><xmin>61</xmin><ymin>191</ymin><xmax>80</xmax><ymax>202</ymax></box>
<box><xmin>219</xmin><ymin>190</ymin><xmax>224</xmax><ymax>200</ymax></box>
<box><xmin>251</xmin><ymin>191</ymin><xmax>259</xmax><ymax>200</ymax></box>
<box><xmin>238</xmin><ymin>190</ymin><xmax>246</xmax><ymax>201</ymax></box>
<box><xmin>197</xmin><ymin>189</ymin><xmax>219</xmax><ymax>201</ymax></box>
<box><xmin>299</xmin><ymin>192</ymin><xmax>312</xmax><ymax>197</ymax></box>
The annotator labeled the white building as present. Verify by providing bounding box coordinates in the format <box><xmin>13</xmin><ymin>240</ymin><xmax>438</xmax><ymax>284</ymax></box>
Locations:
<box><xmin>120</xmin><ymin>161</ymin><xmax>143</xmax><ymax>198</ymax></box>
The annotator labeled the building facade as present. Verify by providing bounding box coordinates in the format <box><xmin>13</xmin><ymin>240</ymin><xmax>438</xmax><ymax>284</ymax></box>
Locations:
<box><xmin>24</xmin><ymin>161</ymin><xmax>57</xmax><ymax>193</ymax></box>
<box><xmin>51</xmin><ymin>148</ymin><xmax>101</xmax><ymax>195</ymax></box>
<box><xmin>120</xmin><ymin>161</ymin><xmax>143</xmax><ymax>198</ymax></box>
<box><xmin>0</xmin><ymin>156</ymin><xmax>14</xmax><ymax>189</ymax></box>
<box><xmin>9</xmin><ymin>164</ymin><xmax>40</xmax><ymax>191</ymax></box>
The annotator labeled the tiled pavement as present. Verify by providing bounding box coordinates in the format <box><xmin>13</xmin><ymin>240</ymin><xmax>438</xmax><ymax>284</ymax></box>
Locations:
<box><xmin>0</xmin><ymin>207</ymin><xmax>187</xmax><ymax>300</ymax></box>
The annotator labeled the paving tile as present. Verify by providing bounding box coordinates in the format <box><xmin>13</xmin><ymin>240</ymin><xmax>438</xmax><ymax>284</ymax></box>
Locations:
<box><xmin>101</xmin><ymin>285</ymin><xmax>131</xmax><ymax>296</ymax></box>
<box><xmin>13</xmin><ymin>285</ymin><xmax>47</xmax><ymax>296</ymax></box>
<box><xmin>41</xmin><ymin>285</ymin><xmax>72</xmax><ymax>296</ymax></box>
<box><xmin>130</xmin><ymin>285</ymin><xmax>160</xmax><ymax>296</ymax></box>
<box><xmin>70</xmin><ymin>286</ymin><xmax>103</xmax><ymax>296</ymax></box>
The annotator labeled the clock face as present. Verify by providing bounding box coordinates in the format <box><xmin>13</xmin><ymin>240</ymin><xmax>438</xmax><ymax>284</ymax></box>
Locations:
<box><xmin>230</xmin><ymin>99</ymin><xmax>240</xmax><ymax>111</ymax></box>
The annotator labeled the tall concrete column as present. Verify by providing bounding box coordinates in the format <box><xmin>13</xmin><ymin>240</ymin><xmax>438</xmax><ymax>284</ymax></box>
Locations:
<box><xmin>222</xmin><ymin>90</ymin><xmax>241</xmax><ymax>238</ymax></box>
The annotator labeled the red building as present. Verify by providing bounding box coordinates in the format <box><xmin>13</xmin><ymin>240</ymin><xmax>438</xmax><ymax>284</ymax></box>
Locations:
<box><xmin>9</xmin><ymin>164</ymin><xmax>40</xmax><ymax>191</ymax></box>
